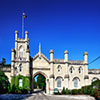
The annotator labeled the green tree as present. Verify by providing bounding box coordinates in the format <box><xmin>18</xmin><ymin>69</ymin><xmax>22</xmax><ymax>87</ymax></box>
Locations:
<box><xmin>0</xmin><ymin>70</ymin><xmax>10</xmax><ymax>93</ymax></box>
<box><xmin>1</xmin><ymin>58</ymin><xmax>6</xmax><ymax>65</ymax></box>
<box><xmin>37</xmin><ymin>74</ymin><xmax>46</xmax><ymax>90</ymax></box>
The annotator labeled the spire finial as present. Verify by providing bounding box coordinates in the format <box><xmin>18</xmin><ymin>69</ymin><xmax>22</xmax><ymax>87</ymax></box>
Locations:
<box><xmin>39</xmin><ymin>43</ymin><xmax>41</xmax><ymax>58</ymax></box>
<box><xmin>39</xmin><ymin>43</ymin><xmax>41</xmax><ymax>53</ymax></box>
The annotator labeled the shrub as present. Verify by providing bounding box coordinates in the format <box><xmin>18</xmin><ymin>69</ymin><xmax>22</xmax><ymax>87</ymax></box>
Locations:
<box><xmin>65</xmin><ymin>88</ymin><xmax>69</xmax><ymax>94</ymax></box>
<box><xmin>78</xmin><ymin>89</ymin><xmax>83</xmax><ymax>94</ymax></box>
<box><xmin>62</xmin><ymin>87</ymin><xmax>66</xmax><ymax>94</ymax></box>
<box><xmin>9</xmin><ymin>85</ymin><xmax>28</xmax><ymax>94</ymax></box>
<box><xmin>82</xmin><ymin>85</ymin><xmax>92</xmax><ymax>95</ymax></box>
<box><xmin>71</xmin><ymin>89</ymin><xmax>78</xmax><ymax>95</ymax></box>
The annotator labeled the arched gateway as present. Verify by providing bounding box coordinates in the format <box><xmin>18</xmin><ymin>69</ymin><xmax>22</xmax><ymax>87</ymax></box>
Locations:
<box><xmin>32</xmin><ymin>72</ymin><xmax>48</xmax><ymax>93</ymax></box>
<box><xmin>32</xmin><ymin>45</ymin><xmax>50</xmax><ymax>94</ymax></box>
<box><xmin>10</xmin><ymin>31</ymin><xmax>100</xmax><ymax>94</ymax></box>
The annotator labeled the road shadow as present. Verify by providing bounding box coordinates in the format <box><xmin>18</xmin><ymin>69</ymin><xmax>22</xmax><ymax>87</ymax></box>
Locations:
<box><xmin>0</xmin><ymin>94</ymin><xmax>32</xmax><ymax>100</ymax></box>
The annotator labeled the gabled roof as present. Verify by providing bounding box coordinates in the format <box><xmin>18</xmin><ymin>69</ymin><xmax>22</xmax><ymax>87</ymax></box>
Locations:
<box><xmin>32</xmin><ymin>53</ymin><xmax>50</xmax><ymax>63</ymax></box>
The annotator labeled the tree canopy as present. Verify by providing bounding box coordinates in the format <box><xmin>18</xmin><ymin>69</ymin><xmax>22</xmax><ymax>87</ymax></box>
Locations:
<box><xmin>37</xmin><ymin>74</ymin><xmax>46</xmax><ymax>90</ymax></box>
<box><xmin>0</xmin><ymin>70</ymin><xmax>10</xmax><ymax>93</ymax></box>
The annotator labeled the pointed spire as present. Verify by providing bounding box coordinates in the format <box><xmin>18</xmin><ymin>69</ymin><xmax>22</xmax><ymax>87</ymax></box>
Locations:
<box><xmin>39</xmin><ymin>43</ymin><xmax>41</xmax><ymax>58</ymax></box>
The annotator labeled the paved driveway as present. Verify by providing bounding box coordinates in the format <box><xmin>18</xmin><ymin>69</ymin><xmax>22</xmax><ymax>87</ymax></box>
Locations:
<box><xmin>0</xmin><ymin>92</ymin><xmax>95</xmax><ymax>100</ymax></box>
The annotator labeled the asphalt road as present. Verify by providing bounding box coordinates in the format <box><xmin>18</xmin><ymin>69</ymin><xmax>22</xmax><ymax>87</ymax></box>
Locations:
<box><xmin>0</xmin><ymin>92</ymin><xmax>95</xmax><ymax>100</ymax></box>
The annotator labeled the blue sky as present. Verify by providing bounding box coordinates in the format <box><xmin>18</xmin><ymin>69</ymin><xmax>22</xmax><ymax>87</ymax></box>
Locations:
<box><xmin>0</xmin><ymin>0</ymin><xmax>100</xmax><ymax>69</ymax></box>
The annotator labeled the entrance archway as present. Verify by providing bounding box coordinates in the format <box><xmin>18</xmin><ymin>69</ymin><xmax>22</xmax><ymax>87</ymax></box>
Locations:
<box><xmin>33</xmin><ymin>71</ymin><xmax>48</xmax><ymax>93</ymax></box>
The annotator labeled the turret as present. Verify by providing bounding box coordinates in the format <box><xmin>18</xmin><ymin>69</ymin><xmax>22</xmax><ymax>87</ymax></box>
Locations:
<box><xmin>50</xmin><ymin>50</ymin><xmax>54</xmax><ymax>62</ymax></box>
<box><xmin>15</xmin><ymin>30</ymin><xmax>18</xmax><ymax>40</ymax></box>
<box><xmin>64</xmin><ymin>50</ymin><xmax>68</xmax><ymax>62</ymax></box>
<box><xmin>39</xmin><ymin>43</ymin><xmax>41</xmax><ymax>58</ymax></box>
<box><xmin>84</xmin><ymin>52</ymin><xmax>88</xmax><ymax>64</ymax></box>
<box><xmin>25</xmin><ymin>31</ymin><xmax>28</xmax><ymax>40</ymax></box>
<box><xmin>11</xmin><ymin>48</ymin><xmax>15</xmax><ymax>61</ymax></box>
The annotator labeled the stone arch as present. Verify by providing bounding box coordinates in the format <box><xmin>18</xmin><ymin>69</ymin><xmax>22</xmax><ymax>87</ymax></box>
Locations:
<box><xmin>33</xmin><ymin>71</ymin><xmax>48</xmax><ymax>79</ymax></box>
<box><xmin>72</xmin><ymin>77</ymin><xmax>80</xmax><ymax>81</ymax></box>
<box><xmin>32</xmin><ymin>71</ymin><xmax>49</xmax><ymax>93</ymax></box>
<box><xmin>56</xmin><ymin>76</ymin><xmax>64</xmax><ymax>81</ymax></box>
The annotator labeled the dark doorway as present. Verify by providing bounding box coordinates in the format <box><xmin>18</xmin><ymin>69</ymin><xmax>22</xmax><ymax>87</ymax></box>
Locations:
<box><xmin>33</xmin><ymin>74</ymin><xmax>46</xmax><ymax>93</ymax></box>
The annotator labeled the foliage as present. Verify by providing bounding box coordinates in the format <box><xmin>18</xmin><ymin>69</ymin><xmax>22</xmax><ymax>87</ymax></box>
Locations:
<box><xmin>37</xmin><ymin>74</ymin><xmax>46</xmax><ymax>90</ymax></box>
<box><xmin>9</xmin><ymin>85</ymin><xmax>28</xmax><ymax>94</ymax></box>
<box><xmin>77</xmin><ymin>89</ymin><xmax>83</xmax><ymax>94</ymax></box>
<box><xmin>10</xmin><ymin>75</ymin><xmax>30</xmax><ymax>93</ymax></box>
<box><xmin>71</xmin><ymin>89</ymin><xmax>79</xmax><ymax>95</ymax></box>
<box><xmin>81</xmin><ymin>85</ymin><xmax>93</xmax><ymax>95</ymax></box>
<box><xmin>62</xmin><ymin>87</ymin><xmax>66</xmax><ymax>94</ymax></box>
<box><xmin>0</xmin><ymin>69</ymin><xmax>10</xmax><ymax>94</ymax></box>
<box><xmin>65</xmin><ymin>88</ymin><xmax>70</xmax><ymax>94</ymax></box>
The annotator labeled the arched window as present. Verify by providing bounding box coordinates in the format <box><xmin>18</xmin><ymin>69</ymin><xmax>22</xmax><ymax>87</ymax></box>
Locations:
<box><xmin>57</xmin><ymin>78</ymin><xmax>61</xmax><ymax>87</ymax></box>
<box><xmin>92</xmin><ymin>77</ymin><xmax>99</xmax><ymax>82</ymax></box>
<box><xmin>79</xmin><ymin>67</ymin><xmax>82</xmax><ymax>73</ymax></box>
<box><xmin>19</xmin><ymin>64</ymin><xmax>22</xmax><ymax>72</ymax></box>
<box><xmin>19</xmin><ymin>79</ymin><xmax>23</xmax><ymax>87</ymax></box>
<box><xmin>57</xmin><ymin>65</ymin><xmax>61</xmax><ymax>72</ymax></box>
<box><xmin>19</xmin><ymin>45</ymin><xmax>23</xmax><ymax>57</ymax></box>
<box><xmin>73</xmin><ymin>78</ymin><xmax>79</xmax><ymax>88</ymax></box>
<box><xmin>70</xmin><ymin>66</ymin><xmax>74</xmax><ymax>73</ymax></box>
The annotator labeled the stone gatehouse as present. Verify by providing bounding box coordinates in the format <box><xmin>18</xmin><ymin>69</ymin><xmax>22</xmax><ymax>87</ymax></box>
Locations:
<box><xmin>3</xmin><ymin>30</ymin><xmax>100</xmax><ymax>94</ymax></box>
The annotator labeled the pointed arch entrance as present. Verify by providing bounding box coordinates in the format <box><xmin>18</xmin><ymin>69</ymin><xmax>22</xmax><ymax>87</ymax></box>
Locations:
<box><xmin>32</xmin><ymin>71</ymin><xmax>49</xmax><ymax>93</ymax></box>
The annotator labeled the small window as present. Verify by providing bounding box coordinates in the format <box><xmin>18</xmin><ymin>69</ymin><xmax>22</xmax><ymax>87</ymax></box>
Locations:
<box><xmin>57</xmin><ymin>65</ymin><xmax>61</xmax><ymax>72</ymax></box>
<box><xmin>19</xmin><ymin>64</ymin><xmax>22</xmax><ymax>72</ymax></box>
<box><xmin>70</xmin><ymin>66</ymin><xmax>74</xmax><ymax>73</ymax></box>
<box><xmin>79</xmin><ymin>67</ymin><xmax>82</xmax><ymax>73</ymax></box>
<box><xmin>57</xmin><ymin>78</ymin><xmax>61</xmax><ymax>87</ymax></box>
<box><xmin>19</xmin><ymin>79</ymin><xmax>23</xmax><ymax>87</ymax></box>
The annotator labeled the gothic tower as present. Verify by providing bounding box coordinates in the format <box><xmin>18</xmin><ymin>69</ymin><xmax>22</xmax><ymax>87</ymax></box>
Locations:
<box><xmin>11</xmin><ymin>30</ymin><xmax>30</xmax><ymax>77</ymax></box>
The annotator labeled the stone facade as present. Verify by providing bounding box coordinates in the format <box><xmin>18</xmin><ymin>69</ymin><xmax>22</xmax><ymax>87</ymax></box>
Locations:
<box><xmin>4</xmin><ymin>30</ymin><xmax>100</xmax><ymax>94</ymax></box>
